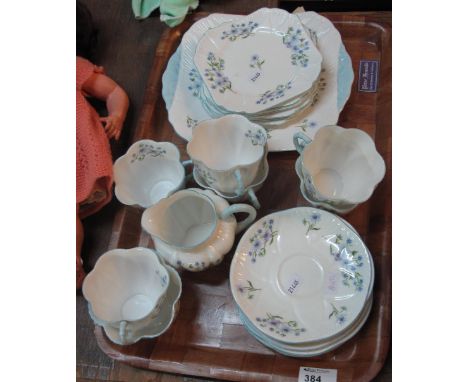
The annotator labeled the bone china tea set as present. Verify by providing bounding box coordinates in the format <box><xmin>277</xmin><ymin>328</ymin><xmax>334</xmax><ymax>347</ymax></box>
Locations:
<box><xmin>82</xmin><ymin>8</ymin><xmax>386</xmax><ymax>356</ymax></box>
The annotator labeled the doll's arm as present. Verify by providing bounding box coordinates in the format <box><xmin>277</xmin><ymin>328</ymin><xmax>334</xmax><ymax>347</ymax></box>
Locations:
<box><xmin>82</xmin><ymin>72</ymin><xmax>129</xmax><ymax>140</ymax></box>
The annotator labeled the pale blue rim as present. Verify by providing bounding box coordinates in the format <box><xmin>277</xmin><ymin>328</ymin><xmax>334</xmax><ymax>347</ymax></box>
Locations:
<box><xmin>337</xmin><ymin>43</ymin><xmax>354</xmax><ymax>111</ymax></box>
<box><xmin>162</xmin><ymin>43</ymin><xmax>354</xmax><ymax>114</ymax></box>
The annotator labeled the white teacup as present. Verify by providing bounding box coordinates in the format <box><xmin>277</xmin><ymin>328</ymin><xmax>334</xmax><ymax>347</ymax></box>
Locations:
<box><xmin>293</xmin><ymin>126</ymin><xmax>385</xmax><ymax>211</ymax></box>
<box><xmin>82</xmin><ymin>247</ymin><xmax>170</xmax><ymax>345</ymax></box>
<box><xmin>187</xmin><ymin>115</ymin><xmax>268</xmax><ymax>195</ymax></box>
<box><xmin>114</xmin><ymin>140</ymin><xmax>191</xmax><ymax>208</ymax></box>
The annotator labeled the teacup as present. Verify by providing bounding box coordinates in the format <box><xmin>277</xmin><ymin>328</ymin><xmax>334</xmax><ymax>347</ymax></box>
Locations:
<box><xmin>97</xmin><ymin>264</ymin><xmax>182</xmax><ymax>346</ymax></box>
<box><xmin>82</xmin><ymin>247</ymin><xmax>169</xmax><ymax>345</ymax></box>
<box><xmin>187</xmin><ymin>115</ymin><xmax>268</xmax><ymax>195</ymax></box>
<box><xmin>293</xmin><ymin>126</ymin><xmax>385</xmax><ymax>211</ymax></box>
<box><xmin>141</xmin><ymin>188</ymin><xmax>257</xmax><ymax>270</ymax></box>
<box><xmin>193</xmin><ymin>153</ymin><xmax>269</xmax><ymax>210</ymax></box>
<box><xmin>114</xmin><ymin>140</ymin><xmax>191</xmax><ymax>208</ymax></box>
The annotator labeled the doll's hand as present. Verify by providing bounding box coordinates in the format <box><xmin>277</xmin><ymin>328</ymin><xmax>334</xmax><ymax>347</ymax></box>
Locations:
<box><xmin>100</xmin><ymin>114</ymin><xmax>124</xmax><ymax>140</ymax></box>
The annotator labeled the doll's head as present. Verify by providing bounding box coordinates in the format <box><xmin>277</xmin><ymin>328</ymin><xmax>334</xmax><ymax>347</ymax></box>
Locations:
<box><xmin>76</xmin><ymin>1</ymin><xmax>97</xmax><ymax>59</ymax></box>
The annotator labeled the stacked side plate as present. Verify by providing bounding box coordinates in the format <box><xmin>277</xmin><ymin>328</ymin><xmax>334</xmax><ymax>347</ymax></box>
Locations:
<box><xmin>229</xmin><ymin>207</ymin><xmax>374</xmax><ymax>357</ymax></box>
<box><xmin>162</xmin><ymin>8</ymin><xmax>354</xmax><ymax>151</ymax></box>
<box><xmin>192</xmin><ymin>8</ymin><xmax>323</xmax><ymax>127</ymax></box>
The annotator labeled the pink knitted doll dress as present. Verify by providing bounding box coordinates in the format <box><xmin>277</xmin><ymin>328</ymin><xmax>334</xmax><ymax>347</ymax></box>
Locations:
<box><xmin>76</xmin><ymin>56</ymin><xmax>113</xmax><ymax>217</ymax></box>
<box><xmin>76</xmin><ymin>56</ymin><xmax>113</xmax><ymax>287</ymax></box>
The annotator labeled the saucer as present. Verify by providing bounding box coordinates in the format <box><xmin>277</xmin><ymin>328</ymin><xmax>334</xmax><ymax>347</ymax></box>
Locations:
<box><xmin>230</xmin><ymin>207</ymin><xmax>372</xmax><ymax>344</ymax></box>
<box><xmin>193</xmin><ymin>156</ymin><xmax>269</xmax><ymax>209</ymax></box>
<box><xmin>101</xmin><ymin>264</ymin><xmax>182</xmax><ymax>345</ymax></box>
<box><xmin>239</xmin><ymin>294</ymin><xmax>373</xmax><ymax>357</ymax></box>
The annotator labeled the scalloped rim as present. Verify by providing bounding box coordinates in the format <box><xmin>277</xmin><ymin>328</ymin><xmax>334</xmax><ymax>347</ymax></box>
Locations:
<box><xmin>113</xmin><ymin>140</ymin><xmax>184</xmax><ymax>207</ymax></box>
<box><xmin>193</xmin><ymin>8</ymin><xmax>322</xmax><ymax>114</ymax></box>
<box><xmin>300</xmin><ymin>125</ymin><xmax>386</xmax><ymax>204</ymax></box>
<box><xmin>83</xmin><ymin>247</ymin><xmax>170</xmax><ymax>325</ymax></box>
<box><xmin>100</xmin><ymin>263</ymin><xmax>182</xmax><ymax>345</ymax></box>
<box><xmin>141</xmin><ymin>189</ymin><xmax>220</xmax><ymax>250</ymax></box>
<box><xmin>229</xmin><ymin>207</ymin><xmax>373</xmax><ymax>344</ymax></box>
<box><xmin>162</xmin><ymin>10</ymin><xmax>353</xmax><ymax>152</ymax></box>
<box><xmin>295</xmin><ymin>157</ymin><xmax>357</xmax><ymax>214</ymax></box>
<box><xmin>187</xmin><ymin>114</ymin><xmax>267</xmax><ymax>173</ymax></box>
<box><xmin>239</xmin><ymin>294</ymin><xmax>373</xmax><ymax>357</ymax></box>
<box><xmin>150</xmin><ymin>188</ymin><xmax>237</xmax><ymax>271</ymax></box>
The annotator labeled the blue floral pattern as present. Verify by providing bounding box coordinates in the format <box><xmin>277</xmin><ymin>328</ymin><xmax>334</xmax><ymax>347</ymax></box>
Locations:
<box><xmin>328</xmin><ymin>303</ymin><xmax>347</xmax><ymax>325</ymax></box>
<box><xmin>247</xmin><ymin>219</ymin><xmax>278</xmax><ymax>263</ymax></box>
<box><xmin>155</xmin><ymin>268</ymin><xmax>169</xmax><ymax>288</ymax></box>
<box><xmin>131</xmin><ymin>143</ymin><xmax>166</xmax><ymax>163</ymax></box>
<box><xmin>282</xmin><ymin>27</ymin><xmax>311</xmax><ymax>68</ymax></box>
<box><xmin>297</xmin><ymin>118</ymin><xmax>317</xmax><ymax>132</ymax></box>
<box><xmin>188</xmin><ymin>68</ymin><xmax>202</xmax><ymax>97</ymax></box>
<box><xmin>221</xmin><ymin>21</ymin><xmax>259</xmax><ymax>41</ymax></box>
<box><xmin>237</xmin><ymin>280</ymin><xmax>261</xmax><ymax>299</ymax></box>
<box><xmin>194</xmin><ymin>165</ymin><xmax>216</xmax><ymax>186</ymax></box>
<box><xmin>302</xmin><ymin>212</ymin><xmax>321</xmax><ymax>234</ymax></box>
<box><xmin>203</xmin><ymin>52</ymin><xmax>233</xmax><ymax>94</ymax></box>
<box><xmin>176</xmin><ymin>259</ymin><xmax>209</xmax><ymax>271</ymax></box>
<box><xmin>256</xmin><ymin>81</ymin><xmax>292</xmax><ymax>105</ymax></box>
<box><xmin>256</xmin><ymin>313</ymin><xmax>306</xmax><ymax>337</ymax></box>
<box><xmin>245</xmin><ymin>129</ymin><xmax>267</xmax><ymax>146</ymax></box>
<box><xmin>186</xmin><ymin>116</ymin><xmax>198</xmax><ymax>129</ymax></box>
<box><xmin>329</xmin><ymin>235</ymin><xmax>365</xmax><ymax>292</ymax></box>
<box><xmin>249</xmin><ymin>54</ymin><xmax>265</xmax><ymax>70</ymax></box>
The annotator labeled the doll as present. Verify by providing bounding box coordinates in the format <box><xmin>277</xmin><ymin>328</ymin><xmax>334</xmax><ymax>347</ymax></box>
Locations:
<box><xmin>76</xmin><ymin>2</ymin><xmax>129</xmax><ymax>288</ymax></box>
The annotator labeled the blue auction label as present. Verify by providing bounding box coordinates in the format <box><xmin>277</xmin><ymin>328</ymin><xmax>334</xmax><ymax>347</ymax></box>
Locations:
<box><xmin>358</xmin><ymin>60</ymin><xmax>379</xmax><ymax>92</ymax></box>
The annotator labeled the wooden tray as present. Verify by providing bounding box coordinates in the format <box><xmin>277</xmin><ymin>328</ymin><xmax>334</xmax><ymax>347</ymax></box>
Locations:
<box><xmin>95</xmin><ymin>12</ymin><xmax>391</xmax><ymax>382</ymax></box>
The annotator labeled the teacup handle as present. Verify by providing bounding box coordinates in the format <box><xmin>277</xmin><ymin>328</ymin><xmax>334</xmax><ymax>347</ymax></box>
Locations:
<box><xmin>293</xmin><ymin>132</ymin><xmax>312</xmax><ymax>154</ymax></box>
<box><xmin>247</xmin><ymin>188</ymin><xmax>260</xmax><ymax>209</ymax></box>
<box><xmin>220</xmin><ymin>204</ymin><xmax>257</xmax><ymax>234</ymax></box>
<box><xmin>234</xmin><ymin>169</ymin><xmax>245</xmax><ymax>196</ymax></box>
<box><xmin>182</xmin><ymin>159</ymin><xmax>193</xmax><ymax>183</ymax></box>
<box><xmin>119</xmin><ymin>320</ymin><xmax>128</xmax><ymax>344</ymax></box>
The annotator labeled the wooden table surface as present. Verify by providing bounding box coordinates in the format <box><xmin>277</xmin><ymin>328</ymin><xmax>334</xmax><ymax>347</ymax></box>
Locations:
<box><xmin>76</xmin><ymin>1</ymin><xmax>391</xmax><ymax>380</ymax></box>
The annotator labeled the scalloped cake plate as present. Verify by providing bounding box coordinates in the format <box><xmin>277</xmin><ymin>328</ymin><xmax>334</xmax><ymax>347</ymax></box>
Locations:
<box><xmin>229</xmin><ymin>207</ymin><xmax>372</xmax><ymax>344</ymax></box>
<box><xmin>162</xmin><ymin>9</ymin><xmax>354</xmax><ymax>152</ymax></box>
<box><xmin>194</xmin><ymin>8</ymin><xmax>322</xmax><ymax>114</ymax></box>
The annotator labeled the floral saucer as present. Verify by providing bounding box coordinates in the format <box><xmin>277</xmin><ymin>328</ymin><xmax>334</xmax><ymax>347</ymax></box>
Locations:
<box><xmin>230</xmin><ymin>207</ymin><xmax>372</xmax><ymax>344</ymax></box>
<box><xmin>239</xmin><ymin>294</ymin><xmax>372</xmax><ymax>357</ymax></box>
<box><xmin>162</xmin><ymin>10</ymin><xmax>354</xmax><ymax>151</ymax></box>
<box><xmin>194</xmin><ymin>8</ymin><xmax>322</xmax><ymax>114</ymax></box>
<box><xmin>99</xmin><ymin>264</ymin><xmax>182</xmax><ymax>345</ymax></box>
<box><xmin>236</xmin><ymin>209</ymin><xmax>375</xmax><ymax>356</ymax></box>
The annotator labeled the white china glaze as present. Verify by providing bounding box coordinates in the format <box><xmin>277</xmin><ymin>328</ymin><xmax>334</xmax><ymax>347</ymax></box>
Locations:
<box><xmin>113</xmin><ymin>140</ymin><xmax>188</xmax><ymax>208</ymax></box>
<box><xmin>230</xmin><ymin>207</ymin><xmax>372</xmax><ymax>344</ymax></box>
<box><xmin>187</xmin><ymin>115</ymin><xmax>268</xmax><ymax>194</ymax></box>
<box><xmin>142</xmin><ymin>188</ymin><xmax>256</xmax><ymax>271</ymax></box>
<box><xmin>83</xmin><ymin>247</ymin><xmax>170</xmax><ymax>344</ymax></box>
